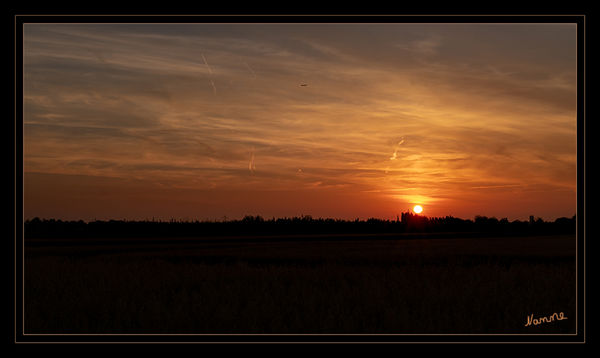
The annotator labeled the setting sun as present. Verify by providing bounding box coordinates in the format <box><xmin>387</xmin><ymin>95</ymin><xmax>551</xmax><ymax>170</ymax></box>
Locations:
<box><xmin>22</xmin><ymin>23</ymin><xmax>576</xmax><ymax>222</ymax></box>
<box><xmin>413</xmin><ymin>205</ymin><xmax>423</xmax><ymax>214</ymax></box>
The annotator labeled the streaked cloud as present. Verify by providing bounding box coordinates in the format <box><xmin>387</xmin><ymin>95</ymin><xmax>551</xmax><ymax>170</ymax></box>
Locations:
<box><xmin>23</xmin><ymin>23</ymin><xmax>577</xmax><ymax>221</ymax></box>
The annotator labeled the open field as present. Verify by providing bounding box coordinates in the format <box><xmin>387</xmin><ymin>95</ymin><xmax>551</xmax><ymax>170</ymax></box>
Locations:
<box><xmin>24</xmin><ymin>234</ymin><xmax>576</xmax><ymax>334</ymax></box>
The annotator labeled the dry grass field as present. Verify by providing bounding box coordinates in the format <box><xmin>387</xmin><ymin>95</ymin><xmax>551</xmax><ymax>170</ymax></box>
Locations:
<box><xmin>24</xmin><ymin>234</ymin><xmax>576</xmax><ymax>334</ymax></box>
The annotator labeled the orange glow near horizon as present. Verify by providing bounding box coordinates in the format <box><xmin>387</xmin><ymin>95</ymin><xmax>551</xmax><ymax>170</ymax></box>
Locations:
<box><xmin>23</xmin><ymin>24</ymin><xmax>577</xmax><ymax>222</ymax></box>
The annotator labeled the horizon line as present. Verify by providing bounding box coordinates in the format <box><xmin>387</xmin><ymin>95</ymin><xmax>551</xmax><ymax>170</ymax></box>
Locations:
<box><xmin>23</xmin><ymin>212</ymin><xmax>577</xmax><ymax>224</ymax></box>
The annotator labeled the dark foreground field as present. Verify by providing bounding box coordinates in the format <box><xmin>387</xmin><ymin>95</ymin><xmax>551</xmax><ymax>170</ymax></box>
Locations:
<box><xmin>24</xmin><ymin>234</ymin><xmax>576</xmax><ymax>334</ymax></box>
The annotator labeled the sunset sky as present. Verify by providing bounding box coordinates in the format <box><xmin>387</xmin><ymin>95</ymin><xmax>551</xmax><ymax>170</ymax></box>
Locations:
<box><xmin>23</xmin><ymin>23</ymin><xmax>577</xmax><ymax>221</ymax></box>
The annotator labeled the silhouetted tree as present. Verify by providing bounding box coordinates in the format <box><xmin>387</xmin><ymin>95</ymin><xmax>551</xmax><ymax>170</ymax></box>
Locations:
<box><xmin>23</xmin><ymin>214</ymin><xmax>576</xmax><ymax>239</ymax></box>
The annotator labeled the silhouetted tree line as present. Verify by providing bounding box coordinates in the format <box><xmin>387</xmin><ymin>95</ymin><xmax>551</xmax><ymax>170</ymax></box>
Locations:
<box><xmin>24</xmin><ymin>213</ymin><xmax>577</xmax><ymax>239</ymax></box>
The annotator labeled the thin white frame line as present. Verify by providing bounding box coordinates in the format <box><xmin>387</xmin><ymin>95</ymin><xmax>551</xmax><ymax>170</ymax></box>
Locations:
<box><xmin>16</xmin><ymin>17</ymin><xmax>584</xmax><ymax>343</ymax></box>
<box><xmin>14</xmin><ymin>341</ymin><xmax>588</xmax><ymax>344</ymax></box>
<box><xmin>23</xmin><ymin>333</ymin><xmax>580</xmax><ymax>336</ymax></box>
<box><xmin>14</xmin><ymin>14</ymin><xmax>586</xmax><ymax>16</ymax></box>
<box><xmin>19</xmin><ymin>22</ymin><xmax>580</xmax><ymax>25</ymax></box>
<box><xmin>580</xmin><ymin>17</ymin><xmax>585</xmax><ymax>337</ymax></box>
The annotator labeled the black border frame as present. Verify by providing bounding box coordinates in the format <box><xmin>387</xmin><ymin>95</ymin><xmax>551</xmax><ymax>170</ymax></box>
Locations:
<box><xmin>12</xmin><ymin>13</ymin><xmax>587</xmax><ymax>347</ymax></box>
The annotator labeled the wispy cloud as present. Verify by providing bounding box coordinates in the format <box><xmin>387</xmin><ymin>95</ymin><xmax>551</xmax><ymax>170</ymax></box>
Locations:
<box><xmin>395</xmin><ymin>35</ymin><xmax>442</xmax><ymax>56</ymax></box>
<box><xmin>23</xmin><ymin>24</ymin><xmax>577</xmax><ymax>220</ymax></box>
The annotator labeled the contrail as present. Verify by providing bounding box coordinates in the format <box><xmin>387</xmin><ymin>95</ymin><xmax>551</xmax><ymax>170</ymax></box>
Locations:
<box><xmin>389</xmin><ymin>138</ymin><xmax>405</xmax><ymax>160</ymax></box>
<box><xmin>209</xmin><ymin>79</ymin><xmax>217</xmax><ymax>95</ymax></box>
<box><xmin>244</xmin><ymin>62</ymin><xmax>257</xmax><ymax>79</ymax></box>
<box><xmin>249</xmin><ymin>151</ymin><xmax>256</xmax><ymax>172</ymax></box>
<box><xmin>201</xmin><ymin>53</ymin><xmax>216</xmax><ymax>94</ymax></box>
<box><xmin>201</xmin><ymin>53</ymin><xmax>213</xmax><ymax>75</ymax></box>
